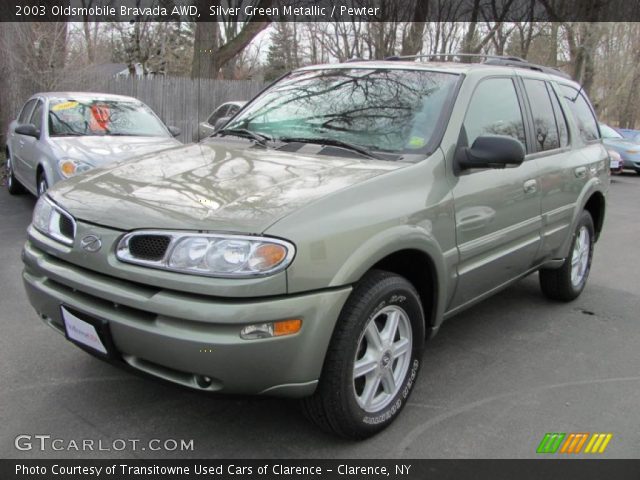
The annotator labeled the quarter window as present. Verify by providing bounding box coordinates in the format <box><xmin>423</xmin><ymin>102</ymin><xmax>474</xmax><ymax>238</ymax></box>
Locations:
<box><xmin>463</xmin><ymin>78</ymin><xmax>526</xmax><ymax>148</ymax></box>
<box><xmin>557</xmin><ymin>85</ymin><xmax>600</xmax><ymax>143</ymax></box>
<box><xmin>548</xmin><ymin>85</ymin><xmax>569</xmax><ymax>147</ymax></box>
<box><xmin>523</xmin><ymin>79</ymin><xmax>560</xmax><ymax>151</ymax></box>
<box><xmin>18</xmin><ymin>99</ymin><xmax>37</xmax><ymax>124</ymax></box>
<box><xmin>30</xmin><ymin>101</ymin><xmax>43</xmax><ymax>133</ymax></box>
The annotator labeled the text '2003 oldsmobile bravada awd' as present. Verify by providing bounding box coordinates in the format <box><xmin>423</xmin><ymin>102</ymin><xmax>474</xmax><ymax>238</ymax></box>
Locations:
<box><xmin>22</xmin><ymin>56</ymin><xmax>608</xmax><ymax>438</ymax></box>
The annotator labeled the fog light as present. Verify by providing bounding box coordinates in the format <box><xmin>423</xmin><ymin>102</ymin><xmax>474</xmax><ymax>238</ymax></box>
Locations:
<box><xmin>240</xmin><ymin>319</ymin><xmax>302</xmax><ymax>340</ymax></box>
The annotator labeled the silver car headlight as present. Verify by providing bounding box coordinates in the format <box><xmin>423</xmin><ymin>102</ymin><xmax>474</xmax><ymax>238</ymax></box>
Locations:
<box><xmin>116</xmin><ymin>231</ymin><xmax>295</xmax><ymax>278</ymax></box>
<box><xmin>58</xmin><ymin>158</ymin><xmax>93</xmax><ymax>178</ymax></box>
<box><xmin>32</xmin><ymin>196</ymin><xmax>76</xmax><ymax>245</ymax></box>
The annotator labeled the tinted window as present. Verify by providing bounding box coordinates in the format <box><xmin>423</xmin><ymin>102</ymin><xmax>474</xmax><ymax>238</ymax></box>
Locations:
<box><xmin>548</xmin><ymin>85</ymin><xmax>569</xmax><ymax>147</ymax></box>
<box><xmin>558</xmin><ymin>85</ymin><xmax>600</xmax><ymax>142</ymax></box>
<box><xmin>18</xmin><ymin>99</ymin><xmax>37</xmax><ymax>124</ymax></box>
<box><xmin>463</xmin><ymin>78</ymin><xmax>526</xmax><ymax>147</ymax></box>
<box><xmin>524</xmin><ymin>79</ymin><xmax>560</xmax><ymax>151</ymax></box>
<box><xmin>30</xmin><ymin>101</ymin><xmax>43</xmax><ymax>132</ymax></box>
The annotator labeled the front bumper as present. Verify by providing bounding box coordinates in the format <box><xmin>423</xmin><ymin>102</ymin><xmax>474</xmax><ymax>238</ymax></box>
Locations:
<box><xmin>22</xmin><ymin>239</ymin><xmax>351</xmax><ymax>398</ymax></box>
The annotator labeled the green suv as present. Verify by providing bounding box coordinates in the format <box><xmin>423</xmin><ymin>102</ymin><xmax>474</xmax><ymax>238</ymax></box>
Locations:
<box><xmin>22</xmin><ymin>56</ymin><xmax>608</xmax><ymax>439</ymax></box>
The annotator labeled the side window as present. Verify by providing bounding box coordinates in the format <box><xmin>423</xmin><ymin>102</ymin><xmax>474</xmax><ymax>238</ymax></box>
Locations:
<box><xmin>30</xmin><ymin>101</ymin><xmax>43</xmax><ymax>133</ymax></box>
<box><xmin>557</xmin><ymin>85</ymin><xmax>599</xmax><ymax>143</ymax></box>
<box><xmin>523</xmin><ymin>79</ymin><xmax>560</xmax><ymax>152</ymax></box>
<box><xmin>548</xmin><ymin>85</ymin><xmax>569</xmax><ymax>147</ymax></box>
<box><xmin>463</xmin><ymin>78</ymin><xmax>526</xmax><ymax>148</ymax></box>
<box><xmin>18</xmin><ymin>99</ymin><xmax>37</xmax><ymax>124</ymax></box>
<box><xmin>208</xmin><ymin>105</ymin><xmax>228</xmax><ymax>125</ymax></box>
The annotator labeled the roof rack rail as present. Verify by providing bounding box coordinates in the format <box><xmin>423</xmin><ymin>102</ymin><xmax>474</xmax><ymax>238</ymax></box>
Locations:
<box><xmin>385</xmin><ymin>53</ymin><xmax>571</xmax><ymax>80</ymax></box>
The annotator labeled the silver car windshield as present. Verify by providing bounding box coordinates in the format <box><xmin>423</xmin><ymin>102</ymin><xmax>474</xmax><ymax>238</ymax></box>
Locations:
<box><xmin>224</xmin><ymin>68</ymin><xmax>459</xmax><ymax>155</ymax></box>
<box><xmin>48</xmin><ymin>99</ymin><xmax>168</xmax><ymax>137</ymax></box>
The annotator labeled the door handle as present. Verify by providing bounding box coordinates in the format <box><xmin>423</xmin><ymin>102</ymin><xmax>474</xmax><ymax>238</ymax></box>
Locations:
<box><xmin>523</xmin><ymin>179</ymin><xmax>537</xmax><ymax>194</ymax></box>
<box><xmin>18</xmin><ymin>140</ymin><xmax>25</xmax><ymax>147</ymax></box>
<box><xmin>575</xmin><ymin>166</ymin><xmax>587</xmax><ymax>178</ymax></box>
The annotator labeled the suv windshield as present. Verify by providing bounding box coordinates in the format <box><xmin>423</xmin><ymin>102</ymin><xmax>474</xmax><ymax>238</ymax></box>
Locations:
<box><xmin>48</xmin><ymin>99</ymin><xmax>168</xmax><ymax>137</ymax></box>
<box><xmin>224</xmin><ymin>68</ymin><xmax>459</xmax><ymax>155</ymax></box>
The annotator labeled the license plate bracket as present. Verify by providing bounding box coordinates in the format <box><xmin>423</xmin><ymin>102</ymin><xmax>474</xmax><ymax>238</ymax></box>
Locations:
<box><xmin>61</xmin><ymin>306</ymin><xmax>118</xmax><ymax>359</ymax></box>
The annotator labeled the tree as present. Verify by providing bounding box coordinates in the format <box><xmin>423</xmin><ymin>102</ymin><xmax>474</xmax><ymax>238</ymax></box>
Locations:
<box><xmin>190</xmin><ymin>0</ymin><xmax>273</xmax><ymax>79</ymax></box>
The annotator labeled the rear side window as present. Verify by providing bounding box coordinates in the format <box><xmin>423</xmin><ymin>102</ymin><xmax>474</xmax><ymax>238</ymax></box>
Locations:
<box><xmin>463</xmin><ymin>78</ymin><xmax>526</xmax><ymax>147</ymax></box>
<box><xmin>557</xmin><ymin>85</ymin><xmax>600</xmax><ymax>143</ymax></box>
<box><xmin>548</xmin><ymin>86</ymin><xmax>569</xmax><ymax>147</ymax></box>
<box><xmin>18</xmin><ymin>99</ymin><xmax>37</xmax><ymax>124</ymax></box>
<box><xmin>523</xmin><ymin>79</ymin><xmax>560</xmax><ymax>151</ymax></box>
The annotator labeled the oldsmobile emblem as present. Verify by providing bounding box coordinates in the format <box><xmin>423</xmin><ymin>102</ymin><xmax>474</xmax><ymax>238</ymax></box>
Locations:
<box><xmin>80</xmin><ymin>235</ymin><xmax>102</xmax><ymax>253</ymax></box>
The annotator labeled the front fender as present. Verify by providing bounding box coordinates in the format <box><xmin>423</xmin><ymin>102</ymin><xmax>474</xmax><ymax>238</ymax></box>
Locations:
<box><xmin>329</xmin><ymin>224</ymin><xmax>450</xmax><ymax>332</ymax></box>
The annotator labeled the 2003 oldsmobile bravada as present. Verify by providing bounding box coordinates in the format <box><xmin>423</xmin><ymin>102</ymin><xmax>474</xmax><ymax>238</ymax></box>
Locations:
<box><xmin>22</xmin><ymin>55</ymin><xmax>608</xmax><ymax>438</ymax></box>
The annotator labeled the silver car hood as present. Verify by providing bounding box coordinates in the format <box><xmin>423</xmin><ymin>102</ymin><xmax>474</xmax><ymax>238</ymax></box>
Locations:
<box><xmin>50</xmin><ymin>135</ymin><xmax>181</xmax><ymax>167</ymax></box>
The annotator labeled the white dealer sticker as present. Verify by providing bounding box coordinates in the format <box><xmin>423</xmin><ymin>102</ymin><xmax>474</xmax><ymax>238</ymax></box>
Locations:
<box><xmin>61</xmin><ymin>307</ymin><xmax>107</xmax><ymax>354</ymax></box>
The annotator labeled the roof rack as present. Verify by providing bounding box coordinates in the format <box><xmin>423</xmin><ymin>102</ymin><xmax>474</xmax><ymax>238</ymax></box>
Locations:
<box><xmin>385</xmin><ymin>53</ymin><xmax>572</xmax><ymax>80</ymax></box>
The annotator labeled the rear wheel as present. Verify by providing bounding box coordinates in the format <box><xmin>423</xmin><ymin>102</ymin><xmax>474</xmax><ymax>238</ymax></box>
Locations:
<box><xmin>539</xmin><ymin>210</ymin><xmax>594</xmax><ymax>301</ymax></box>
<box><xmin>6</xmin><ymin>152</ymin><xmax>25</xmax><ymax>195</ymax></box>
<box><xmin>302</xmin><ymin>270</ymin><xmax>425</xmax><ymax>439</ymax></box>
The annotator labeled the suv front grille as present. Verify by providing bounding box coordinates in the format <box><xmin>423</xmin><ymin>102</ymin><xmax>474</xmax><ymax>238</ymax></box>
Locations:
<box><xmin>127</xmin><ymin>235</ymin><xmax>171</xmax><ymax>261</ymax></box>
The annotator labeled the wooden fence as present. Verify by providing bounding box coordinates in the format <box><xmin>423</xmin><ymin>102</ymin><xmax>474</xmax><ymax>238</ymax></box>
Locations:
<box><xmin>3</xmin><ymin>75</ymin><xmax>267</xmax><ymax>145</ymax></box>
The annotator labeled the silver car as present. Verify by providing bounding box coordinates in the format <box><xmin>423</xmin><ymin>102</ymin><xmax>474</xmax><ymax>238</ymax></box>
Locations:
<box><xmin>197</xmin><ymin>101</ymin><xmax>246</xmax><ymax>141</ymax></box>
<box><xmin>6</xmin><ymin>92</ymin><xmax>182</xmax><ymax>196</ymax></box>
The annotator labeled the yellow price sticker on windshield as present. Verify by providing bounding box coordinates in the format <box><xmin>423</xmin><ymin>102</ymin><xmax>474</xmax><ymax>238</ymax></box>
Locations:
<box><xmin>52</xmin><ymin>101</ymin><xmax>79</xmax><ymax>111</ymax></box>
<box><xmin>408</xmin><ymin>136</ymin><xmax>426</xmax><ymax>148</ymax></box>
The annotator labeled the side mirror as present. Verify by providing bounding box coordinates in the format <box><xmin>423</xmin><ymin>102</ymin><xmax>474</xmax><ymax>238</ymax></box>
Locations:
<box><xmin>15</xmin><ymin>123</ymin><xmax>40</xmax><ymax>138</ymax></box>
<box><xmin>214</xmin><ymin>116</ymin><xmax>232</xmax><ymax>131</ymax></box>
<box><xmin>457</xmin><ymin>135</ymin><xmax>525</xmax><ymax>170</ymax></box>
<box><xmin>167</xmin><ymin>126</ymin><xmax>181</xmax><ymax>137</ymax></box>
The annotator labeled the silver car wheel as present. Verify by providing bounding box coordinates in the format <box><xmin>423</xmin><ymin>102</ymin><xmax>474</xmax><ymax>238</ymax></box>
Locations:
<box><xmin>353</xmin><ymin>305</ymin><xmax>413</xmax><ymax>413</ymax></box>
<box><xmin>570</xmin><ymin>226</ymin><xmax>590</xmax><ymax>287</ymax></box>
<box><xmin>6</xmin><ymin>157</ymin><xmax>13</xmax><ymax>188</ymax></box>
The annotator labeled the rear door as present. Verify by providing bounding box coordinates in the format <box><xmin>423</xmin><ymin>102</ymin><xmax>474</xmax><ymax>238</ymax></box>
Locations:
<box><xmin>529</xmin><ymin>80</ymin><xmax>606</xmax><ymax>261</ymax></box>
<box><xmin>449</xmin><ymin>76</ymin><xmax>542</xmax><ymax>309</ymax></box>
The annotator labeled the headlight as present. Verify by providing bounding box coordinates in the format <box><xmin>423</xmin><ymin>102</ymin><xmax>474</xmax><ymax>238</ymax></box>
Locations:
<box><xmin>116</xmin><ymin>231</ymin><xmax>295</xmax><ymax>278</ymax></box>
<box><xmin>32</xmin><ymin>196</ymin><xmax>76</xmax><ymax>245</ymax></box>
<box><xmin>625</xmin><ymin>149</ymin><xmax>639</xmax><ymax>154</ymax></box>
<box><xmin>58</xmin><ymin>158</ymin><xmax>92</xmax><ymax>178</ymax></box>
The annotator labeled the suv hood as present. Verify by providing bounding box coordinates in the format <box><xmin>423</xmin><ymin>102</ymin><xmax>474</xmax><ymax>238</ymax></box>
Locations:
<box><xmin>48</xmin><ymin>142</ymin><xmax>406</xmax><ymax>233</ymax></box>
<box><xmin>51</xmin><ymin>135</ymin><xmax>181</xmax><ymax>166</ymax></box>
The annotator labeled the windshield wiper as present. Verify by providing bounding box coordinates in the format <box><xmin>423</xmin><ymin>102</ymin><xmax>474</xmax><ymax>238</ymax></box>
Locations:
<box><xmin>214</xmin><ymin>128</ymin><xmax>272</xmax><ymax>147</ymax></box>
<box><xmin>277</xmin><ymin>137</ymin><xmax>382</xmax><ymax>160</ymax></box>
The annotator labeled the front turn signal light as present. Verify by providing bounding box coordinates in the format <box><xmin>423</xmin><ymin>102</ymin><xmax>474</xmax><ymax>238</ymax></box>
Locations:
<box><xmin>240</xmin><ymin>319</ymin><xmax>302</xmax><ymax>340</ymax></box>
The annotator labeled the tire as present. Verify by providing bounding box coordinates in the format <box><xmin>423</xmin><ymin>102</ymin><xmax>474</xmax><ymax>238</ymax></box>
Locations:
<box><xmin>302</xmin><ymin>270</ymin><xmax>425</xmax><ymax>439</ymax></box>
<box><xmin>36</xmin><ymin>171</ymin><xmax>48</xmax><ymax>197</ymax></box>
<box><xmin>539</xmin><ymin>210</ymin><xmax>595</xmax><ymax>302</ymax></box>
<box><xmin>6</xmin><ymin>152</ymin><xmax>26</xmax><ymax>195</ymax></box>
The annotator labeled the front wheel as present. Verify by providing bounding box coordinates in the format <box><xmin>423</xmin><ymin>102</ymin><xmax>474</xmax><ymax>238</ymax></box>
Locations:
<box><xmin>6</xmin><ymin>153</ymin><xmax>25</xmax><ymax>195</ymax></box>
<box><xmin>302</xmin><ymin>270</ymin><xmax>425</xmax><ymax>439</ymax></box>
<box><xmin>539</xmin><ymin>210</ymin><xmax>595</xmax><ymax>301</ymax></box>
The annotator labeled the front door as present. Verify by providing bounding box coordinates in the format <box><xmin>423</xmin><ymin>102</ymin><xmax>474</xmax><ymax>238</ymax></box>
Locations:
<box><xmin>449</xmin><ymin>77</ymin><xmax>542</xmax><ymax>310</ymax></box>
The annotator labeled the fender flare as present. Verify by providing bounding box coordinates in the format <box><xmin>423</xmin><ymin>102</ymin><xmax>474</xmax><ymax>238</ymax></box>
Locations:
<box><xmin>328</xmin><ymin>224</ymin><xmax>449</xmax><ymax>331</ymax></box>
